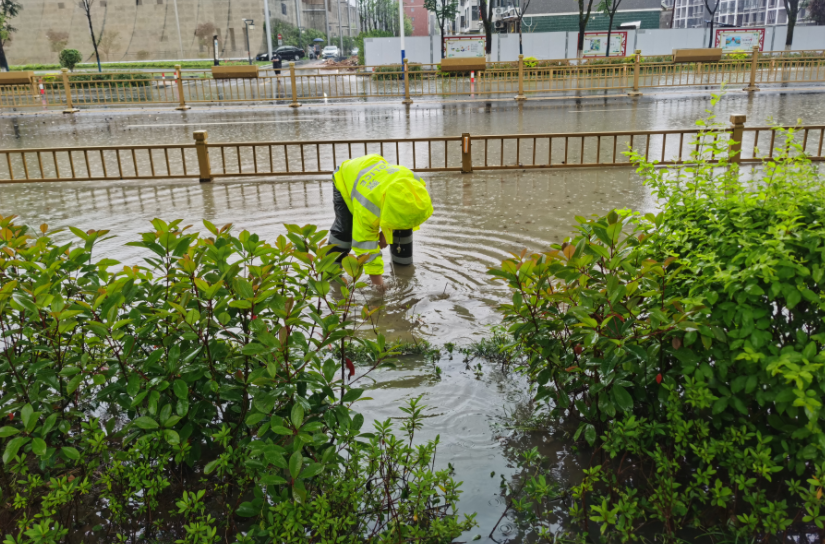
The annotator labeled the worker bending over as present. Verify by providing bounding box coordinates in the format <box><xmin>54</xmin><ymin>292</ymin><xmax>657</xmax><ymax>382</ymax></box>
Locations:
<box><xmin>329</xmin><ymin>154</ymin><xmax>433</xmax><ymax>289</ymax></box>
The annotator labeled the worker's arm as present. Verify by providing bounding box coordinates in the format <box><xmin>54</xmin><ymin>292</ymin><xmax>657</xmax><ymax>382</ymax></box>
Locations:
<box><xmin>367</xmin><ymin>233</ymin><xmax>388</xmax><ymax>289</ymax></box>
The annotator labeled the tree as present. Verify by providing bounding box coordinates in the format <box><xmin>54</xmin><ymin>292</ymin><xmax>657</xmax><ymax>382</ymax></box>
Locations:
<box><xmin>576</xmin><ymin>0</ymin><xmax>595</xmax><ymax>55</ymax></box>
<box><xmin>0</xmin><ymin>0</ymin><xmax>22</xmax><ymax>72</ymax></box>
<box><xmin>59</xmin><ymin>48</ymin><xmax>83</xmax><ymax>71</ymax></box>
<box><xmin>597</xmin><ymin>0</ymin><xmax>624</xmax><ymax>56</ymax></box>
<box><xmin>783</xmin><ymin>0</ymin><xmax>800</xmax><ymax>45</ymax></box>
<box><xmin>79</xmin><ymin>0</ymin><xmax>102</xmax><ymax>72</ymax></box>
<box><xmin>194</xmin><ymin>22</ymin><xmax>216</xmax><ymax>53</ymax></box>
<box><xmin>478</xmin><ymin>0</ymin><xmax>493</xmax><ymax>60</ymax></box>
<box><xmin>97</xmin><ymin>29</ymin><xmax>121</xmax><ymax>61</ymax></box>
<box><xmin>423</xmin><ymin>0</ymin><xmax>458</xmax><ymax>59</ymax></box>
<box><xmin>810</xmin><ymin>0</ymin><xmax>825</xmax><ymax>24</ymax></box>
<box><xmin>704</xmin><ymin>0</ymin><xmax>720</xmax><ymax>47</ymax></box>
<box><xmin>46</xmin><ymin>29</ymin><xmax>69</xmax><ymax>53</ymax></box>
<box><xmin>516</xmin><ymin>0</ymin><xmax>533</xmax><ymax>55</ymax></box>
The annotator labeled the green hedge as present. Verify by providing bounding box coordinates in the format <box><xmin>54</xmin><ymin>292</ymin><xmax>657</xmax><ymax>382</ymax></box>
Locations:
<box><xmin>0</xmin><ymin>217</ymin><xmax>475</xmax><ymax>543</ymax></box>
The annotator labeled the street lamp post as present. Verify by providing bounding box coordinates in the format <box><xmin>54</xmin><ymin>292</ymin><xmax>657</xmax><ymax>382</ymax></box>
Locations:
<box><xmin>263</xmin><ymin>0</ymin><xmax>274</xmax><ymax>61</ymax></box>
<box><xmin>242</xmin><ymin>19</ymin><xmax>255</xmax><ymax>65</ymax></box>
<box><xmin>213</xmin><ymin>34</ymin><xmax>220</xmax><ymax>66</ymax></box>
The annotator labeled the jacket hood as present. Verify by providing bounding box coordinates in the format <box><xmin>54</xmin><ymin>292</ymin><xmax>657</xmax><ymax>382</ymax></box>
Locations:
<box><xmin>381</xmin><ymin>169</ymin><xmax>433</xmax><ymax>231</ymax></box>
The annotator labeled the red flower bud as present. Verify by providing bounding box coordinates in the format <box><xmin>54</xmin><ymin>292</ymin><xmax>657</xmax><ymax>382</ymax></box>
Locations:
<box><xmin>573</xmin><ymin>345</ymin><xmax>583</xmax><ymax>355</ymax></box>
<box><xmin>251</xmin><ymin>315</ymin><xmax>258</xmax><ymax>320</ymax></box>
<box><xmin>656</xmin><ymin>373</ymin><xmax>663</xmax><ymax>384</ymax></box>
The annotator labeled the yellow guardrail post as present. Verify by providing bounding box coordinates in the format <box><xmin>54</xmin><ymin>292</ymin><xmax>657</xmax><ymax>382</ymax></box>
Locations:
<box><xmin>628</xmin><ymin>50</ymin><xmax>642</xmax><ymax>97</ymax></box>
<box><xmin>194</xmin><ymin>130</ymin><xmax>213</xmax><ymax>182</ymax></box>
<box><xmin>175</xmin><ymin>65</ymin><xmax>191</xmax><ymax>111</ymax></box>
<box><xmin>515</xmin><ymin>54</ymin><xmax>526</xmax><ymax>101</ymax></box>
<box><xmin>289</xmin><ymin>62</ymin><xmax>301</xmax><ymax>108</ymax></box>
<box><xmin>744</xmin><ymin>46</ymin><xmax>760</xmax><ymax>92</ymax></box>
<box><xmin>61</xmin><ymin>68</ymin><xmax>79</xmax><ymax>114</ymax></box>
<box><xmin>729</xmin><ymin>113</ymin><xmax>745</xmax><ymax>166</ymax></box>
<box><xmin>402</xmin><ymin>58</ymin><xmax>413</xmax><ymax>105</ymax></box>
<box><xmin>461</xmin><ymin>133</ymin><xmax>473</xmax><ymax>173</ymax></box>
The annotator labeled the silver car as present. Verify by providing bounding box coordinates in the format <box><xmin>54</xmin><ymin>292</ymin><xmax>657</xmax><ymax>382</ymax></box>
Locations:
<box><xmin>322</xmin><ymin>45</ymin><xmax>340</xmax><ymax>59</ymax></box>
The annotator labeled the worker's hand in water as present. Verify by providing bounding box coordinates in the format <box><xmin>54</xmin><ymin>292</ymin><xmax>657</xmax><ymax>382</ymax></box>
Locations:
<box><xmin>369</xmin><ymin>274</ymin><xmax>385</xmax><ymax>292</ymax></box>
<box><xmin>379</xmin><ymin>232</ymin><xmax>388</xmax><ymax>250</ymax></box>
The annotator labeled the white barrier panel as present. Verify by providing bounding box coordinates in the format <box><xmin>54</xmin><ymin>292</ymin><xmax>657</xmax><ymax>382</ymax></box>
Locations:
<box><xmin>364</xmin><ymin>27</ymin><xmax>821</xmax><ymax>66</ymax></box>
<box><xmin>636</xmin><ymin>28</ymin><xmax>706</xmax><ymax>56</ymax></box>
<box><xmin>364</xmin><ymin>36</ymin><xmax>433</xmax><ymax>66</ymax></box>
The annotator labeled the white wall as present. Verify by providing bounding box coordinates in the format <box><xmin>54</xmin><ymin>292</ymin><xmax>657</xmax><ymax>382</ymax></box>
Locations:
<box><xmin>364</xmin><ymin>27</ymin><xmax>824</xmax><ymax>65</ymax></box>
<box><xmin>790</xmin><ymin>26</ymin><xmax>825</xmax><ymax>50</ymax></box>
<box><xmin>636</xmin><ymin>28</ymin><xmax>706</xmax><ymax>55</ymax></box>
<box><xmin>364</xmin><ymin>36</ymin><xmax>433</xmax><ymax>66</ymax></box>
<box><xmin>522</xmin><ymin>31</ymin><xmax>568</xmax><ymax>59</ymax></box>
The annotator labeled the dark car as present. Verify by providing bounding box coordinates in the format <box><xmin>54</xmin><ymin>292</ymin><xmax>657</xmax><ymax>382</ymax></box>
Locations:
<box><xmin>273</xmin><ymin>46</ymin><xmax>306</xmax><ymax>61</ymax></box>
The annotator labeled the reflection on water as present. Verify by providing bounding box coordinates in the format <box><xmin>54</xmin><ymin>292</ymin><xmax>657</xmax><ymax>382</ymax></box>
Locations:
<box><xmin>2</xmin><ymin>92</ymin><xmax>823</xmax><ymax>152</ymax></box>
<box><xmin>0</xmin><ymin>169</ymin><xmax>653</xmax><ymax>342</ymax></box>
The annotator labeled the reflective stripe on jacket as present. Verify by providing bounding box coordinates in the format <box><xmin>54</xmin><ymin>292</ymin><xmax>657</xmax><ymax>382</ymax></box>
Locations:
<box><xmin>332</xmin><ymin>154</ymin><xmax>433</xmax><ymax>275</ymax></box>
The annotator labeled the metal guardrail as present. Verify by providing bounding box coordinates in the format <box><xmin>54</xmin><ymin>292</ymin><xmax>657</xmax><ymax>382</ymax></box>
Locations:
<box><xmin>0</xmin><ymin>115</ymin><xmax>821</xmax><ymax>184</ymax></box>
<box><xmin>1</xmin><ymin>48</ymin><xmax>824</xmax><ymax>111</ymax></box>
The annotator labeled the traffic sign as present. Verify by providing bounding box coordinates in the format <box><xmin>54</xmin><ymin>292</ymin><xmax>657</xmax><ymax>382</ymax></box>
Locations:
<box><xmin>277</xmin><ymin>33</ymin><xmax>283</xmax><ymax>46</ymax></box>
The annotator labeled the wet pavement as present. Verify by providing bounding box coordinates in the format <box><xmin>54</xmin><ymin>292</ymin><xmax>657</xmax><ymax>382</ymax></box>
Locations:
<box><xmin>0</xmin><ymin>92</ymin><xmax>818</xmax><ymax>542</ymax></box>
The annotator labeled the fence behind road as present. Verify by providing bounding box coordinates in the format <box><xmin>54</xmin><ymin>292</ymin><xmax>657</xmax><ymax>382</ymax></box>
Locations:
<box><xmin>2</xmin><ymin>48</ymin><xmax>825</xmax><ymax>112</ymax></box>
<box><xmin>0</xmin><ymin>115</ymin><xmax>821</xmax><ymax>184</ymax></box>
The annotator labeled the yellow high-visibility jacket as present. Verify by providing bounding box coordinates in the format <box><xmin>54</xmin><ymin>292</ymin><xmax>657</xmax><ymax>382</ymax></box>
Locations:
<box><xmin>332</xmin><ymin>154</ymin><xmax>433</xmax><ymax>276</ymax></box>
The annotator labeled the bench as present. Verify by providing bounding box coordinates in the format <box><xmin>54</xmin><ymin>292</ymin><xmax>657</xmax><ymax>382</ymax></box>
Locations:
<box><xmin>440</xmin><ymin>57</ymin><xmax>487</xmax><ymax>72</ymax></box>
<box><xmin>211</xmin><ymin>65</ymin><xmax>259</xmax><ymax>79</ymax></box>
<box><xmin>672</xmin><ymin>48</ymin><xmax>723</xmax><ymax>63</ymax></box>
<box><xmin>0</xmin><ymin>71</ymin><xmax>34</xmax><ymax>86</ymax></box>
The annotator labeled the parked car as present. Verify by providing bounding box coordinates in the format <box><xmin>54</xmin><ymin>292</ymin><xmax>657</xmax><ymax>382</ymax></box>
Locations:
<box><xmin>350</xmin><ymin>47</ymin><xmax>359</xmax><ymax>57</ymax></box>
<box><xmin>322</xmin><ymin>45</ymin><xmax>340</xmax><ymax>59</ymax></box>
<box><xmin>266</xmin><ymin>46</ymin><xmax>305</xmax><ymax>61</ymax></box>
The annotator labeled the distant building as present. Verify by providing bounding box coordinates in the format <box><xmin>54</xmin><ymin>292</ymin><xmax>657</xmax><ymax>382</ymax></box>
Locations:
<box><xmin>672</xmin><ymin>0</ymin><xmax>804</xmax><ymax>27</ymax></box>
<box><xmin>404</xmin><ymin>0</ymin><xmax>431</xmax><ymax>36</ymax></box>
<box><xmin>450</xmin><ymin>0</ymin><xmax>663</xmax><ymax>35</ymax></box>
<box><xmin>4</xmin><ymin>0</ymin><xmax>358</xmax><ymax>65</ymax></box>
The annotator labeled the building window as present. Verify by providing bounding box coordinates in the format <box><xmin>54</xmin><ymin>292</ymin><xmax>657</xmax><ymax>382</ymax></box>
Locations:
<box><xmin>100</xmin><ymin>0</ymin><xmax>107</xmax><ymax>5</ymax></box>
<box><xmin>229</xmin><ymin>27</ymin><xmax>236</xmax><ymax>49</ymax></box>
<box><xmin>136</xmin><ymin>0</ymin><xmax>142</xmax><ymax>5</ymax></box>
<box><xmin>157</xmin><ymin>0</ymin><xmax>163</xmax><ymax>3</ymax></box>
<box><xmin>282</xmin><ymin>2</ymin><xmax>287</xmax><ymax>14</ymax></box>
<box><xmin>58</xmin><ymin>2</ymin><xmax>65</xmax><ymax>7</ymax></box>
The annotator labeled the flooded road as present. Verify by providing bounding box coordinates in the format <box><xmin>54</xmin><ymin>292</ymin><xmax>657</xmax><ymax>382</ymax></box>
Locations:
<box><xmin>0</xmin><ymin>91</ymin><xmax>822</xmax><ymax>150</ymax></box>
<box><xmin>0</xmin><ymin>92</ymin><xmax>813</xmax><ymax>541</ymax></box>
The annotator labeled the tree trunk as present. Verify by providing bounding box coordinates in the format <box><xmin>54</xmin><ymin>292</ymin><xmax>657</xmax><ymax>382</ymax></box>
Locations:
<box><xmin>518</xmin><ymin>19</ymin><xmax>523</xmax><ymax>54</ymax></box>
<box><xmin>606</xmin><ymin>14</ymin><xmax>614</xmax><ymax>57</ymax></box>
<box><xmin>440</xmin><ymin>21</ymin><xmax>445</xmax><ymax>58</ymax></box>
<box><xmin>0</xmin><ymin>41</ymin><xmax>8</xmax><ymax>72</ymax></box>
<box><xmin>785</xmin><ymin>1</ymin><xmax>797</xmax><ymax>45</ymax></box>
<box><xmin>84</xmin><ymin>4</ymin><xmax>102</xmax><ymax>72</ymax></box>
<box><xmin>578</xmin><ymin>21</ymin><xmax>586</xmax><ymax>54</ymax></box>
<box><xmin>479</xmin><ymin>0</ymin><xmax>492</xmax><ymax>58</ymax></box>
<box><xmin>707</xmin><ymin>18</ymin><xmax>714</xmax><ymax>48</ymax></box>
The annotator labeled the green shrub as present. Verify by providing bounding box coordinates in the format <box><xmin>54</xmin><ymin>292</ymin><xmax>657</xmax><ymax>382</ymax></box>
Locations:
<box><xmin>372</xmin><ymin>62</ymin><xmax>422</xmax><ymax>80</ymax></box>
<box><xmin>0</xmin><ymin>217</ymin><xmax>474</xmax><ymax>543</ymax></box>
<box><xmin>491</xmin><ymin>101</ymin><xmax>825</xmax><ymax>541</ymax></box>
<box><xmin>58</xmin><ymin>49</ymin><xmax>82</xmax><ymax>72</ymax></box>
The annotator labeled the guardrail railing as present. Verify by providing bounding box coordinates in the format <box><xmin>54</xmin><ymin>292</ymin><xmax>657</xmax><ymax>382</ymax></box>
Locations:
<box><xmin>0</xmin><ymin>115</ymin><xmax>821</xmax><ymax>184</ymax></box>
<box><xmin>2</xmin><ymin>48</ymin><xmax>824</xmax><ymax>112</ymax></box>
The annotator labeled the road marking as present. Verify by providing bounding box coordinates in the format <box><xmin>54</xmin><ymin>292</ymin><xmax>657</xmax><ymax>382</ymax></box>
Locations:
<box><xmin>569</xmin><ymin>108</ymin><xmax>653</xmax><ymax>112</ymax></box>
<box><xmin>125</xmin><ymin>118</ymin><xmax>328</xmax><ymax>128</ymax></box>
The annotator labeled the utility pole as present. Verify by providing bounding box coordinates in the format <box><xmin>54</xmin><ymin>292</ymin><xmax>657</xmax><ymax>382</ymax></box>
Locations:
<box><xmin>325</xmin><ymin>0</ymin><xmax>331</xmax><ymax>45</ymax></box>
<box><xmin>337</xmin><ymin>0</ymin><xmax>344</xmax><ymax>54</ymax></box>
<box><xmin>172</xmin><ymin>0</ymin><xmax>184</xmax><ymax>59</ymax></box>
<box><xmin>399</xmin><ymin>0</ymin><xmax>405</xmax><ymax>65</ymax></box>
<box><xmin>295</xmin><ymin>0</ymin><xmax>304</xmax><ymax>53</ymax></box>
<box><xmin>346</xmin><ymin>0</ymin><xmax>352</xmax><ymax>37</ymax></box>
<box><xmin>264</xmin><ymin>0</ymin><xmax>274</xmax><ymax>60</ymax></box>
